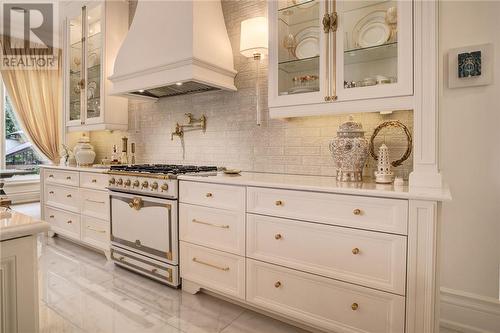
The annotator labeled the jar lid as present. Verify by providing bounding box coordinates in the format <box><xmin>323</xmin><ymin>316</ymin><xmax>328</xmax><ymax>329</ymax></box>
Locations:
<box><xmin>78</xmin><ymin>135</ymin><xmax>90</xmax><ymax>143</ymax></box>
<box><xmin>337</xmin><ymin>116</ymin><xmax>365</xmax><ymax>137</ymax></box>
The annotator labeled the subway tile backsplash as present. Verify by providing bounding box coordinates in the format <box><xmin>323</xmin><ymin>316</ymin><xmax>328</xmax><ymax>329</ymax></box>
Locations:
<box><xmin>87</xmin><ymin>0</ymin><xmax>413</xmax><ymax>180</ymax></box>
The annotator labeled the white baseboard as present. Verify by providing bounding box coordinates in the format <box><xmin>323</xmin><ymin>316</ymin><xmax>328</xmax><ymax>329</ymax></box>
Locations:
<box><xmin>440</xmin><ymin>287</ymin><xmax>500</xmax><ymax>333</ymax></box>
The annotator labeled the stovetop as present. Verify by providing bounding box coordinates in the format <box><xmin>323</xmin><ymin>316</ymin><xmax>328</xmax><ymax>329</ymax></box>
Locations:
<box><xmin>109</xmin><ymin>164</ymin><xmax>218</xmax><ymax>175</ymax></box>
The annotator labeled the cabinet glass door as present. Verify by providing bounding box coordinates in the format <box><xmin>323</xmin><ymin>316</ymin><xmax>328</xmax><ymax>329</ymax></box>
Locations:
<box><xmin>269</xmin><ymin>0</ymin><xmax>328</xmax><ymax>107</ymax></box>
<box><xmin>68</xmin><ymin>12</ymin><xmax>83</xmax><ymax>122</ymax></box>
<box><xmin>85</xmin><ymin>5</ymin><xmax>102</xmax><ymax>122</ymax></box>
<box><xmin>336</xmin><ymin>0</ymin><xmax>412</xmax><ymax>100</ymax></box>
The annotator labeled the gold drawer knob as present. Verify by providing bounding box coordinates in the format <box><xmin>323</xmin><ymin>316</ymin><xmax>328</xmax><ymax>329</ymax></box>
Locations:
<box><xmin>352</xmin><ymin>248</ymin><xmax>360</xmax><ymax>255</ymax></box>
<box><xmin>351</xmin><ymin>303</ymin><xmax>359</xmax><ymax>311</ymax></box>
<box><xmin>275</xmin><ymin>200</ymin><xmax>283</xmax><ymax>206</ymax></box>
<box><xmin>92</xmin><ymin>179</ymin><xmax>97</xmax><ymax>183</ymax></box>
<box><xmin>66</xmin><ymin>220</ymin><xmax>72</xmax><ymax>224</ymax></box>
<box><xmin>274</xmin><ymin>281</ymin><xmax>282</xmax><ymax>288</ymax></box>
<box><xmin>274</xmin><ymin>234</ymin><xmax>282</xmax><ymax>240</ymax></box>
<box><xmin>66</xmin><ymin>176</ymin><xmax>72</xmax><ymax>180</ymax></box>
<box><xmin>119</xmin><ymin>256</ymin><xmax>125</xmax><ymax>261</ymax></box>
<box><xmin>49</xmin><ymin>191</ymin><xmax>54</xmax><ymax>194</ymax></box>
<box><xmin>49</xmin><ymin>215</ymin><xmax>54</xmax><ymax>218</ymax></box>
<box><xmin>48</xmin><ymin>174</ymin><xmax>54</xmax><ymax>178</ymax></box>
<box><xmin>66</xmin><ymin>194</ymin><xmax>72</xmax><ymax>198</ymax></box>
<box><xmin>353</xmin><ymin>208</ymin><xmax>362</xmax><ymax>215</ymax></box>
<box><xmin>206</xmin><ymin>192</ymin><xmax>213</xmax><ymax>198</ymax></box>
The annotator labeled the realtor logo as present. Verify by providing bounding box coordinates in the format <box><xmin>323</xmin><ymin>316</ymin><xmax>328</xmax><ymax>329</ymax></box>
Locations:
<box><xmin>1</xmin><ymin>1</ymin><xmax>59</xmax><ymax>70</ymax></box>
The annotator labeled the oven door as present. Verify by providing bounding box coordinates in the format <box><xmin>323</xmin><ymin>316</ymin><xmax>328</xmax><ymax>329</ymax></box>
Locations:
<box><xmin>110</xmin><ymin>191</ymin><xmax>178</xmax><ymax>265</ymax></box>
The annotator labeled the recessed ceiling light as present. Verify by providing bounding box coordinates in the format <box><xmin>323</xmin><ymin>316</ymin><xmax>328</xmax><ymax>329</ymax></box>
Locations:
<box><xmin>175</xmin><ymin>82</ymin><xmax>183</xmax><ymax>86</ymax></box>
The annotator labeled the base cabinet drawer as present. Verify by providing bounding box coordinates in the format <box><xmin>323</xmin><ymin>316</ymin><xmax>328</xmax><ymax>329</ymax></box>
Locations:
<box><xmin>247</xmin><ymin>187</ymin><xmax>408</xmax><ymax>235</ymax></box>
<box><xmin>80</xmin><ymin>172</ymin><xmax>109</xmax><ymax>190</ymax></box>
<box><xmin>82</xmin><ymin>215</ymin><xmax>109</xmax><ymax>250</ymax></box>
<box><xmin>81</xmin><ymin>189</ymin><xmax>110</xmax><ymax>221</ymax></box>
<box><xmin>44</xmin><ymin>184</ymin><xmax>80</xmax><ymax>213</ymax></box>
<box><xmin>180</xmin><ymin>203</ymin><xmax>245</xmax><ymax>255</ymax></box>
<box><xmin>180</xmin><ymin>242</ymin><xmax>245</xmax><ymax>300</ymax></box>
<box><xmin>45</xmin><ymin>206</ymin><xmax>81</xmax><ymax>239</ymax></box>
<box><xmin>44</xmin><ymin>169</ymin><xmax>79</xmax><ymax>187</ymax></box>
<box><xmin>247</xmin><ymin>214</ymin><xmax>407</xmax><ymax>294</ymax></box>
<box><xmin>180</xmin><ymin>181</ymin><xmax>245</xmax><ymax>211</ymax></box>
<box><xmin>247</xmin><ymin>259</ymin><xmax>405</xmax><ymax>333</ymax></box>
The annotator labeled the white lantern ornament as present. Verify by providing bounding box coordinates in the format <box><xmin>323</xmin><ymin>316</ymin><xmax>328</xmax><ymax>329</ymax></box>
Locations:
<box><xmin>374</xmin><ymin>144</ymin><xmax>394</xmax><ymax>184</ymax></box>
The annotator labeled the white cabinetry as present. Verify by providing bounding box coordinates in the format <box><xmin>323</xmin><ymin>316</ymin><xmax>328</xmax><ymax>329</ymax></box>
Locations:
<box><xmin>41</xmin><ymin>166</ymin><xmax>110</xmax><ymax>258</ymax></box>
<box><xmin>62</xmin><ymin>1</ymin><xmax>128</xmax><ymax>131</ymax></box>
<box><xmin>269</xmin><ymin>0</ymin><xmax>414</xmax><ymax>117</ymax></box>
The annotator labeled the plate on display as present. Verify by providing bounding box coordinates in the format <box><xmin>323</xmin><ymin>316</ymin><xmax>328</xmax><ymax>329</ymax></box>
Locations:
<box><xmin>288</xmin><ymin>87</ymin><xmax>316</xmax><ymax>94</ymax></box>
<box><xmin>352</xmin><ymin>10</ymin><xmax>390</xmax><ymax>48</ymax></box>
<box><xmin>294</xmin><ymin>26</ymin><xmax>319</xmax><ymax>59</ymax></box>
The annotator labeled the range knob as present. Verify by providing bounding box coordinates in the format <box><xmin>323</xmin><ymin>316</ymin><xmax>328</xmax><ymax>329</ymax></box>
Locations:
<box><xmin>133</xmin><ymin>180</ymin><xmax>140</xmax><ymax>188</ymax></box>
<box><xmin>151</xmin><ymin>182</ymin><xmax>158</xmax><ymax>190</ymax></box>
<box><xmin>108</xmin><ymin>178</ymin><xmax>116</xmax><ymax>185</ymax></box>
<box><xmin>141</xmin><ymin>180</ymin><xmax>149</xmax><ymax>189</ymax></box>
<box><xmin>160</xmin><ymin>183</ymin><xmax>169</xmax><ymax>192</ymax></box>
<box><xmin>117</xmin><ymin>178</ymin><xmax>123</xmax><ymax>186</ymax></box>
<box><xmin>124</xmin><ymin>179</ymin><xmax>131</xmax><ymax>187</ymax></box>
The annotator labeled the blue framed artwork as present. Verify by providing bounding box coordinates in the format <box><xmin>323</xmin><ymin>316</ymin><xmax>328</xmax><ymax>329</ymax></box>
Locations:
<box><xmin>458</xmin><ymin>51</ymin><xmax>481</xmax><ymax>78</ymax></box>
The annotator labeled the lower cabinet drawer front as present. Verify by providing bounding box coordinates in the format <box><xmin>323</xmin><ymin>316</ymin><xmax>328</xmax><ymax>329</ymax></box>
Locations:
<box><xmin>247</xmin><ymin>259</ymin><xmax>405</xmax><ymax>333</ymax></box>
<box><xmin>81</xmin><ymin>189</ymin><xmax>110</xmax><ymax>221</ymax></box>
<box><xmin>44</xmin><ymin>169</ymin><xmax>79</xmax><ymax>187</ymax></box>
<box><xmin>180</xmin><ymin>242</ymin><xmax>245</xmax><ymax>300</ymax></box>
<box><xmin>179</xmin><ymin>203</ymin><xmax>245</xmax><ymax>255</ymax></box>
<box><xmin>45</xmin><ymin>206</ymin><xmax>81</xmax><ymax>239</ymax></box>
<box><xmin>82</xmin><ymin>215</ymin><xmax>109</xmax><ymax>250</ymax></box>
<box><xmin>247</xmin><ymin>187</ymin><xmax>408</xmax><ymax>235</ymax></box>
<box><xmin>180</xmin><ymin>181</ymin><xmax>245</xmax><ymax>211</ymax></box>
<box><xmin>80</xmin><ymin>172</ymin><xmax>109</xmax><ymax>191</ymax></box>
<box><xmin>44</xmin><ymin>184</ymin><xmax>80</xmax><ymax>213</ymax></box>
<box><xmin>247</xmin><ymin>214</ymin><xmax>407</xmax><ymax>295</ymax></box>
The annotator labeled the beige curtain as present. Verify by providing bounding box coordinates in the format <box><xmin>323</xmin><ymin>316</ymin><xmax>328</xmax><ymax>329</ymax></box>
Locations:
<box><xmin>1</xmin><ymin>37</ymin><xmax>61</xmax><ymax>163</ymax></box>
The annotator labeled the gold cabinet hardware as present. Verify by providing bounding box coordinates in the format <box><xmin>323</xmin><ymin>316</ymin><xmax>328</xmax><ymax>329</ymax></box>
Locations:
<box><xmin>48</xmin><ymin>174</ymin><xmax>54</xmax><ymax>178</ymax></box>
<box><xmin>109</xmin><ymin>178</ymin><xmax>116</xmax><ymax>185</ymax></box>
<box><xmin>49</xmin><ymin>215</ymin><xmax>54</xmax><ymax>218</ymax></box>
<box><xmin>66</xmin><ymin>194</ymin><xmax>72</xmax><ymax>198</ymax></box>
<box><xmin>135</xmin><ymin>239</ymin><xmax>142</xmax><ymax>247</ymax></box>
<box><xmin>322</xmin><ymin>13</ymin><xmax>331</xmax><ymax>33</ymax></box>
<box><xmin>66</xmin><ymin>220</ymin><xmax>72</xmax><ymax>224</ymax></box>
<box><xmin>324</xmin><ymin>96</ymin><xmax>331</xmax><ymax>101</ymax></box>
<box><xmin>275</xmin><ymin>200</ymin><xmax>283</xmax><ymax>206</ymax></box>
<box><xmin>129</xmin><ymin>198</ymin><xmax>143</xmax><ymax>210</ymax></box>
<box><xmin>119</xmin><ymin>256</ymin><xmax>125</xmax><ymax>261</ymax></box>
<box><xmin>274</xmin><ymin>233</ymin><xmax>282</xmax><ymax>240</ymax></box>
<box><xmin>85</xmin><ymin>198</ymin><xmax>105</xmax><ymax>204</ymax></box>
<box><xmin>330</xmin><ymin>12</ymin><xmax>338</xmax><ymax>32</ymax></box>
<box><xmin>206</xmin><ymin>192</ymin><xmax>213</xmax><ymax>198</ymax></box>
<box><xmin>351</xmin><ymin>303</ymin><xmax>359</xmax><ymax>311</ymax></box>
<box><xmin>352</xmin><ymin>247</ymin><xmax>360</xmax><ymax>255</ymax></box>
<box><xmin>274</xmin><ymin>281</ymin><xmax>282</xmax><ymax>288</ymax></box>
<box><xmin>86</xmin><ymin>226</ymin><xmax>106</xmax><ymax>233</ymax></box>
<box><xmin>133</xmin><ymin>180</ymin><xmax>140</xmax><ymax>187</ymax></box>
<box><xmin>117</xmin><ymin>178</ymin><xmax>123</xmax><ymax>186</ymax></box>
<box><xmin>160</xmin><ymin>183</ymin><xmax>168</xmax><ymax>192</ymax></box>
<box><xmin>192</xmin><ymin>219</ymin><xmax>229</xmax><ymax>229</ymax></box>
<box><xmin>77</xmin><ymin>78</ymin><xmax>85</xmax><ymax>90</ymax></box>
<box><xmin>353</xmin><ymin>208</ymin><xmax>362</xmax><ymax>215</ymax></box>
<box><xmin>141</xmin><ymin>180</ymin><xmax>149</xmax><ymax>189</ymax></box>
<box><xmin>151</xmin><ymin>268</ymin><xmax>158</xmax><ymax>274</ymax></box>
<box><xmin>49</xmin><ymin>191</ymin><xmax>54</xmax><ymax>194</ymax></box>
<box><xmin>124</xmin><ymin>179</ymin><xmax>131</xmax><ymax>187</ymax></box>
<box><xmin>192</xmin><ymin>257</ymin><xmax>229</xmax><ymax>271</ymax></box>
<box><xmin>151</xmin><ymin>182</ymin><xmax>158</xmax><ymax>190</ymax></box>
<box><xmin>91</xmin><ymin>179</ymin><xmax>97</xmax><ymax>183</ymax></box>
<box><xmin>66</xmin><ymin>176</ymin><xmax>72</xmax><ymax>180</ymax></box>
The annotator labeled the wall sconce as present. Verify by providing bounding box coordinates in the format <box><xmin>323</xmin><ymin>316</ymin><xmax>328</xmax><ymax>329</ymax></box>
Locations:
<box><xmin>240</xmin><ymin>16</ymin><xmax>268</xmax><ymax>126</ymax></box>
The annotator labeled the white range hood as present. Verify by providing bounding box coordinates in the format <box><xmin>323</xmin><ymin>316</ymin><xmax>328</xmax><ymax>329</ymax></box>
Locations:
<box><xmin>109</xmin><ymin>0</ymin><xmax>237</xmax><ymax>99</ymax></box>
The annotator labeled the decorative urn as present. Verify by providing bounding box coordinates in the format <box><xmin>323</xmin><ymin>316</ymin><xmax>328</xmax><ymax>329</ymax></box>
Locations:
<box><xmin>74</xmin><ymin>135</ymin><xmax>96</xmax><ymax>167</ymax></box>
<box><xmin>329</xmin><ymin>116</ymin><xmax>369</xmax><ymax>182</ymax></box>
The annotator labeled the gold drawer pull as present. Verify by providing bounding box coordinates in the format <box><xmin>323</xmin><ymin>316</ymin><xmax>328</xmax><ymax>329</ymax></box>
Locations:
<box><xmin>49</xmin><ymin>191</ymin><xmax>54</xmax><ymax>194</ymax></box>
<box><xmin>352</xmin><ymin>248</ymin><xmax>360</xmax><ymax>255</ymax></box>
<box><xmin>91</xmin><ymin>179</ymin><xmax>97</xmax><ymax>183</ymax></box>
<box><xmin>85</xmin><ymin>198</ymin><xmax>105</xmax><ymax>204</ymax></box>
<box><xmin>274</xmin><ymin>233</ymin><xmax>282</xmax><ymax>240</ymax></box>
<box><xmin>66</xmin><ymin>194</ymin><xmax>72</xmax><ymax>198</ymax></box>
<box><xmin>275</xmin><ymin>200</ymin><xmax>284</xmax><ymax>206</ymax></box>
<box><xmin>205</xmin><ymin>192</ymin><xmax>213</xmax><ymax>198</ymax></box>
<box><xmin>66</xmin><ymin>176</ymin><xmax>72</xmax><ymax>180</ymax></box>
<box><xmin>48</xmin><ymin>174</ymin><xmax>54</xmax><ymax>178</ymax></box>
<box><xmin>49</xmin><ymin>215</ymin><xmax>54</xmax><ymax>218</ymax></box>
<box><xmin>192</xmin><ymin>257</ymin><xmax>229</xmax><ymax>271</ymax></box>
<box><xmin>66</xmin><ymin>220</ymin><xmax>72</xmax><ymax>224</ymax></box>
<box><xmin>351</xmin><ymin>303</ymin><xmax>359</xmax><ymax>311</ymax></box>
<box><xmin>353</xmin><ymin>208</ymin><xmax>362</xmax><ymax>215</ymax></box>
<box><xmin>192</xmin><ymin>218</ymin><xmax>229</xmax><ymax>229</ymax></box>
<box><xmin>274</xmin><ymin>281</ymin><xmax>282</xmax><ymax>288</ymax></box>
<box><xmin>86</xmin><ymin>226</ymin><xmax>106</xmax><ymax>233</ymax></box>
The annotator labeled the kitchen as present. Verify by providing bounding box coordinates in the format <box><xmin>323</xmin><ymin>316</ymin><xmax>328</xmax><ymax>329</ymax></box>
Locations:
<box><xmin>0</xmin><ymin>1</ymin><xmax>498</xmax><ymax>333</ymax></box>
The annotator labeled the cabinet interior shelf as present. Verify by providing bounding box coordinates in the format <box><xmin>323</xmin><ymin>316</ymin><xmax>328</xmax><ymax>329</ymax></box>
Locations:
<box><xmin>70</xmin><ymin>64</ymin><xmax>101</xmax><ymax>76</ymax></box>
<box><xmin>344</xmin><ymin>42</ymin><xmax>397</xmax><ymax>65</ymax></box>
<box><xmin>278</xmin><ymin>0</ymin><xmax>316</xmax><ymax>12</ymax></box>
<box><xmin>278</xmin><ymin>55</ymin><xmax>319</xmax><ymax>73</ymax></box>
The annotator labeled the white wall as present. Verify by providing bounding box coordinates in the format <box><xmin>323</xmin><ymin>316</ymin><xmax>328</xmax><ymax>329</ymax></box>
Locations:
<box><xmin>439</xmin><ymin>1</ymin><xmax>500</xmax><ymax>331</ymax></box>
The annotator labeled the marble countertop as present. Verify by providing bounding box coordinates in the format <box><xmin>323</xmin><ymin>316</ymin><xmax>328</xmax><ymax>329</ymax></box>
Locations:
<box><xmin>0</xmin><ymin>208</ymin><xmax>49</xmax><ymax>241</ymax></box>
<box><xmin>178</xmin><ymin>172</ymin><xmax>452</xmax><ymax>201</ymax></box>
<box><xmin>40</xmin><ymin>164</ymin><xmax>110</xmax><ymax>173</ymax></box>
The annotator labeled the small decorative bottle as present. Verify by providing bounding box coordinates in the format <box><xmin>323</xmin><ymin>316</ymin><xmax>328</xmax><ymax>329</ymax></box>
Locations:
<box><xmin>375</xmin><ymin>144</ymin><xmax>394</xmax><ymax>184</ymax></box>
<box><xmin>120</xmin><ymin>136</ymin><xmax>129</xmax><ymax>165</ymax></box>
<box><xmin>111</xmin><ymin>145</ymin><xmax>119</xmax><ymax>164</ymax></box>
<box><xmin>130</xmin><ymin>142</ymin><xmax>136</xmax><ymax>165</ymax></box>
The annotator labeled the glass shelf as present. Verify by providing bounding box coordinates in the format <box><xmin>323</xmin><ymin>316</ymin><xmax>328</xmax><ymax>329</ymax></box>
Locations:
<box><xmin>344</xmin><ymin>42</ymin><xmax>397</xmax><ymax>65</ymax></box>
<box><xmin>70</xmin><ymin>63</ymin><xmax>100</xmax><ymax>76</ymax></box>
<box><xmin>279</xmin><ymin>0</ymin><xmax>316</xmax><ymax>12</ymax></box>
<box><xmin>278</xmin><ymin>56</ymin><xmax>319</xmax><ymax>73</ymax></box>
<box><xmin>278</xmin><ymin>0</ymin><xmax>319</xmax><ymax>26</ymax></box>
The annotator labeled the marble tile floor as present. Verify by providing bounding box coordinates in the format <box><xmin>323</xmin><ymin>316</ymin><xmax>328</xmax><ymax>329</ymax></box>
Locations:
<box><xmin>12</xmin><ymin>203</ymin><xmax>310</xmax><ymax>333</ymax></box>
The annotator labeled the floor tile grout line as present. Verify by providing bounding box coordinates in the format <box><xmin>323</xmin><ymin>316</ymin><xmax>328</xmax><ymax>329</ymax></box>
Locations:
<box><xmin>219</xmin><ymin>309</ymin><xmax>247</xmax><ymax>333</ymax></box>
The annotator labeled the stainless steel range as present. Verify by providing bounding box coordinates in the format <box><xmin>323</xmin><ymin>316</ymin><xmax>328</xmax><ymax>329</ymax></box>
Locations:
<box><xmin>107</xmin><ymin>164</ymin><xmax>218</xmax><ymax>287</ymax></box>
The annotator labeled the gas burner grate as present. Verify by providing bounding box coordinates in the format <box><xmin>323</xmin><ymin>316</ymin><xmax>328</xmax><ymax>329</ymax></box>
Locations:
<box><xmin>109</xmin><ymin>164</ymin><xmax>218</xmax><ymax>175</ymax></box>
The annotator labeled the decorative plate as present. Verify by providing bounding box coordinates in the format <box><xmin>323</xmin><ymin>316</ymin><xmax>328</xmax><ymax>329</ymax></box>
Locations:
<box><xmin>352</xmin><ymin>10</ymin><xmax>390</xmax><ymax>48</ymax></box>
<box><xmin>294</xmin><ymin>26</ymin><xmax>319</xmax><ymax>59</ymax></box>
<box><xmin>288</xmin><ymin>87</ymin><xmax>316</xmax><ymax>94</ymax></box>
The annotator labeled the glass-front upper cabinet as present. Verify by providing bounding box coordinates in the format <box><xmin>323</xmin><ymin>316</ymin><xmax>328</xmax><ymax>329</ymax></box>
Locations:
<box><xmin>64</xmin><ymin>1</ymin><xmax>128</xmax><ymax>131</ymax></box>
<box><xmin>269</xmin><ymin>0</ymin><xmax>329</xmax><ymax>107</ymax></box>
<box><xmin>268</xmin><ymin>0</ymin><xmax>414</xmax><ymax>114</ymax></box>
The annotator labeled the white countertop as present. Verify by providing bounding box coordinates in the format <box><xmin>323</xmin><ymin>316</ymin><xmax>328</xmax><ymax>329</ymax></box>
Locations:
<box><xmin>178</xmin><ymin>172</ymin><xmax>452</xmax><ymax>201</ymax></box>
<box><xmin>40</xmin><ymin>164</ymin><xmax>109</xmax><ymax>173</ymax></box>
<box><xmin>0</xmin><ymin>208</ymin><xmax>49</xmax><ymax>241</ymax></box>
